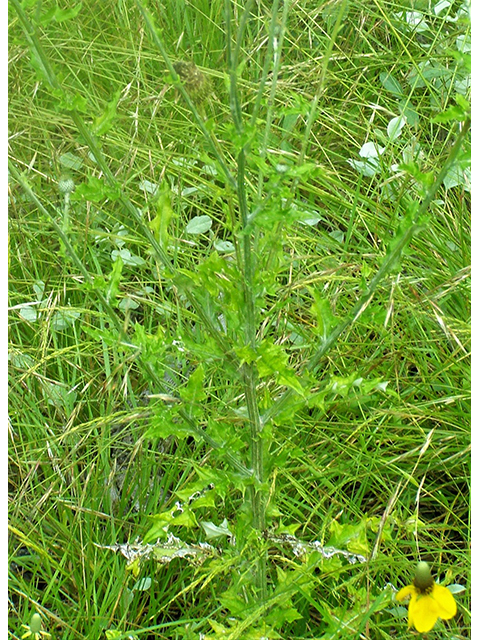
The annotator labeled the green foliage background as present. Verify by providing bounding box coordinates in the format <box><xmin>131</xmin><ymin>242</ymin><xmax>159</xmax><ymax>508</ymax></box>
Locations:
<box><xmin>9</xmin><ymin>0</ymin><xmax>470</xmax><ymax>638</ymax></box>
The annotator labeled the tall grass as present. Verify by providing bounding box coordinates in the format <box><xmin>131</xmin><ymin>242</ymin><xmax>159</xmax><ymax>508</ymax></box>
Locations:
<box><xmin>9</xmin><ymin>0</ymin><xmax>470</xmax><ymax>638</ymax></box>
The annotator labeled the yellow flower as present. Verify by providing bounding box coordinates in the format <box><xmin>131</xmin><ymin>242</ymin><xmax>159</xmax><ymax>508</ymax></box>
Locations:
<box><xmin>396</xmin><ymin>562</ymin><xmax>457</xmax><ymax>633</ymax></box>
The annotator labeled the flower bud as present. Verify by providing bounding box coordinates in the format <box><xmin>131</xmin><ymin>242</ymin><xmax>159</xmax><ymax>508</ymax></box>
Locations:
<box><xmin>58</xmin><ymin>174</ymin><xmax>75</xmax><ymax>195</ymax></box>
<box><xmin>30</xmin><ymin>613</ymin><xmax>42</xmax><ymax>633</ymax></box>
<box><xmin>414</xmin><ymin>561</ymin><xmax>434</xmax><ymax>592</ymax></box>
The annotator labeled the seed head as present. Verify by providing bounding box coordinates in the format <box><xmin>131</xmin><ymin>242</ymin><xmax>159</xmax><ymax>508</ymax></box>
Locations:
<box><xmin>172</xmin><ymin>61</ymin><xmax>212</xmax><ymax>104</ymax></box>
<box><xmin>414</xmin><ymin>561</ymin><xmax>434</xmax><ymax>592</ymax></box>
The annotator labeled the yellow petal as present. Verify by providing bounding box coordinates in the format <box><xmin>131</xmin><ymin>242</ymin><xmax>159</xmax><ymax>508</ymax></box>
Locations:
<box><xmin>407</xmin><ymin>592</ymin><xmax>418</xmax><ymax>628</ymax></box>
<box><xmin>432</xmin><ymin>583</ymin><xmax>457</xmax><ymax>620</ymax></box>
<box><xmin>410</xmin><ymin>593</ymin><xmax>440</xmax><ymax>633</ymax></box>
<box><xmin>396</xmin><ymin>584</ymin><xmax>416</xmax><ymax>602</ymax></box>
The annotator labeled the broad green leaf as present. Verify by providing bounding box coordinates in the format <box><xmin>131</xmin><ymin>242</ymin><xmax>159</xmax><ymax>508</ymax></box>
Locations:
<box><xmin>186</xmin><ymin>215</ymin><xmax>212</xmax><ymax>234</ymax></box>
<box><xmin>328</xmin><ymin>519</ymin><xmax>370</xmax><ymax>556</ymax></box>
<box><xmin>106</xmin><ymin>256</ymin><xmax>123</xmax><ymax>303</ymax></box>
<box><xmin>92</xmin><ymin>91</ymin><xmax>121</xmax><ymax>136</ymax></box>
<box><xmin>54</xmin><ymin>5</ymin><xmax>83</xmax><ymax>22</ymax></box>
<box><xmin>72</xmin><ymin>176</ymin><xmax>121</xmax><ymax>202</ymax></box>
<box><xmin>443</xmin><ymin>163</ymin><xmax>470</xmax><ymax>191</ymax></box>
<box><xmin>42</xmin><ymin>380</ymin><xmax>76</xmax><ymax>411</ymax></box>
<box><xmin>59</xmin><ymin>152</ymin><xmax>83</xmax><ymax>171</ymax></box>
<box><xmin>174</xmin><ymin>477</ymin><xmax>217</xmax><ymax>507</ymax></box>
<box><xmin>19</xmin><ymin>306</ymin><xmax>38</xmax><ymax>322</ymax></box>
<box><xmin>51</xmin><ymin>309</ymin><xmax>81</xmax><ymax>331</ymax></box>
<box><xmin>146</xmin><ymin>404</ymin><xmax>198</xmax><ymax>441</ymax></box>
<box><xmin>179</xmin><ymin>364</ymin><xmax>206</xmax><ymax>405</ymax></box>
<box><xmin>132</xmin><ymin>577</ymin><xmax>152</xmax><ymax>591</ymax></box>
<box><xmin>309</xmin><ymin>290</ymin><xmax>337</xmax><ymax>340</ymax></box>
<box><xmin>53</xmin><ymin>90</ymin><xmax>88</xmax><ymax>113</ymax></box>
<box><xmin>456</xmin><ymin>34</ymin><xmax>471</xmax><ymax>53</ymax></box>
<box><xmin>256</xmin><ymin>340</ymin><xmax>288</xmax><ymax>378</ymax></box>
<box><xmin>398</xmin><ymin>99</ymin><xmax>420</xmax><ymax>127</ymax></box>
<box><xmin>150</xmin><ymin>187</ymin><xmax>174</xmax><ymax>246</ymax></box>
<box><xmin>398</xmin><ymin>161</ymin><xmax>434</xmax><ymax>188</ymax></box>
<box><xmin>234</xmin><ymin>345</ymin><xmax>257</xmax><ymax>365</ymax></box>
<box><xmin>387</xmin><ymin>115</ymin><xmax>406</xmax><ymax>140</ymax></box>
<box><xmin>111</xmin><ymin>248</ymin><xmax>146</xmax><ymax>267</ymax></box>
<box><xmin>139</xmin><ymin>179</ymin><xmax>159</xmax><ymax>195</ymax></box>
<box><xmin>379</xmin><ymin>72</ymin><xmax>404</xmax><ymax>97</ymax></box>
<box><xmin>433</xmin><ymin>0</ymin><xmax>452</xmax><ymax>16</ymax></box>
<box><xmin>39</xmin><ymin>4</ymin><xmax>83</xmax><ymax>24</ymax></box>
<box><xmin>400</xmin><ymin>11</ymin><xmax>430</xmax><ymax>33</ymax></box>
<box><xmin>389</xmin><ymin>605</ymin><xmax>408</xmax><ymax>618</ymax></box>
<box><xmin>321</xmin><ymin>0</ymin><xmax>350</xmax><ymax>33</ymax></box>
<box><xmin>8</xmin><ymin>352</ymin><xmax>36</xmax><ymax>369</ymax></box>
<box><xmin>277</xmin><ymin>368</ymin><xmax>306</xmax><ymax>396</ymax></box>
<box><xmin>433</xmin><ymin>95</ymin><xmax>470</xmax><ymax>123</ymax></box>
<box><xmin>200</xmin><ymin>519</ymin><xmax>233</xmax><ymax>540</ymax></box>
<box><xmin>194</xmin><ymin>467</ymin><xmax>233</xmax><ymax>500</ymax></box>
<box><xmin>447</xmin><ymin>583</ymin><xmax>466</xmax><ymax>594</ymax></box>
<box><xmin>359</xmin><ymin>142</ymin><xmax>385</xmax><ymax>158</ymax></box>
<box><xmin>347</xmin><ymin>157</ymin><xmax>380</xmax><ymax>177</ymax></box>
<box><xmin>33</xmin><ymin>280</ymin><xmax>45</xmax><ymax>301</ymax></box>
<box><xmin>214</xmin><ymin>239</ymin><xmax>235</xmax><ymax>253</ymax></box>
<box><xmin>133</xmin><ymin>323</ymin><xmax>166</xmax><ymax>361</ymax></box>
<box><xmin>118</xmin><ymin>297</ymin><xmax>140</xmax><ymax>311</ymax></box>
<box><xmin>255</xmin><ymin>340</ymin><xmax>306</xmax><ymax>396</ymax></box>
<box><xmin>149</xmin><ymin>507</ymin><xmax>197</xmax><ymax>531</ymax></box>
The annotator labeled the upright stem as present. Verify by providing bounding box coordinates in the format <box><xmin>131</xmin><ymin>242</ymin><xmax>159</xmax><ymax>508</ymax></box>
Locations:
<box><xmin>239</xmin><ymin>150</ymin><xmax>265</xmax><ymax>535</ymax></box>
<box><xmin>226</xmin><ymin>0</ymin><xmax>267</xmax><ymax>598</ymax></box>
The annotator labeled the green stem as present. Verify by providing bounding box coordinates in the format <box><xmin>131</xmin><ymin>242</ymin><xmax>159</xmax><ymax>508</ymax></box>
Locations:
<box><xmin>226</xmin><ymin>0</ymin><xmax>267</xmax><ymax>598</ymax></box>
<box><xmin>250</xmin><ymin>0</ymin><xmax>283</xmax><ymax>129</ymax></box>
<box><xmin>62</xmin><ymin>193</ymin><xmax>70</xmax><ymax>232</ymax></box>
<box><xmin>256</xmin><ymin>0</ymin><xmax>288</xmax><ymax>200</ymax></box>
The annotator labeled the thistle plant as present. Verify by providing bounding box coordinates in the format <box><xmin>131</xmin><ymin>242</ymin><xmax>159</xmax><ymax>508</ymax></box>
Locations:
<box><xmin>9</xmin><ymin>0</ymin><xmax>470</xmax><ymax>637</ymax></box>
